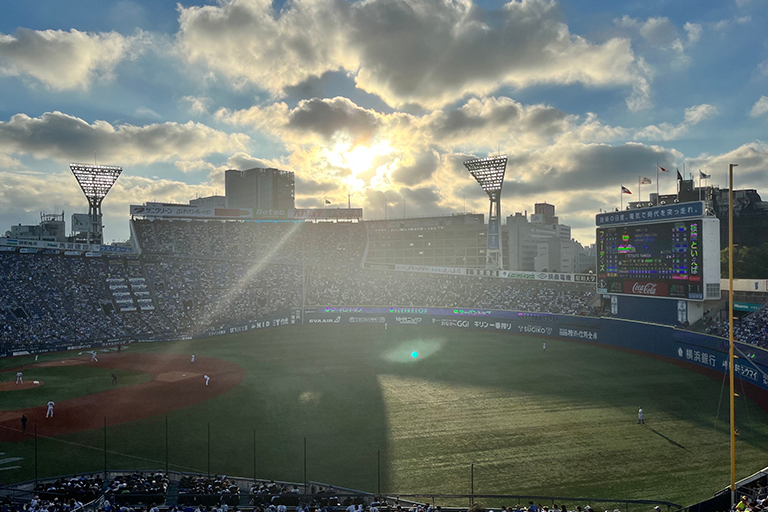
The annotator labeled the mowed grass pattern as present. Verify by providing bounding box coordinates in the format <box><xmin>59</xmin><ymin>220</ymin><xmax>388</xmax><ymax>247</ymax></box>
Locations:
<box><xmin>2</xmin><ymin>325</ymin><xmax>768</xmax><ymax>507</ymax></box>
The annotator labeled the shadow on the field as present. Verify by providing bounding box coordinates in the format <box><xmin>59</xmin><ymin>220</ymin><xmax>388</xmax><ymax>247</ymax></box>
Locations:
<box><xmin>644</xmin><ymin>424</ymin><xmax>692</xmax><ymax>452</ymax></box>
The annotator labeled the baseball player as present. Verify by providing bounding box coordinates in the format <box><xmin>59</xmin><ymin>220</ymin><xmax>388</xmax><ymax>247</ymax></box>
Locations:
<box><xmin>638</xmin><ymin>407</ymin><xmax>645</xmax><ymax>424</ymax></box>
<box><xmin>204</xmin><ymin>375</ymin><xmax>210</xmax><ymax>386</ymax></box>
<box><xmin>191</xmin><ymin>354</ymin><xmax>195</xmax><ymax>364</ymax></box>
<box><xmin>46</xmin><ymin>400</ymin><xmax>55</xmax><ymax>418</ymax></box>
<box><xmin>90</xmin><ymin>351</ymin><xmax>99</xmax><ymax>362</ymax></box>
<box><xmin>16</xmin><ymin>371</ymin><xmax>23</xmax><ymax>384</ymax></box>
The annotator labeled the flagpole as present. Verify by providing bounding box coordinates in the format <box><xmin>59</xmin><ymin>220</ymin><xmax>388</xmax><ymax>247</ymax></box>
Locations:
<box><xmin>656</xmin><ymin>164</ymin><xmax>660</xmax><ymax>205</ymax></box>
<box><xmin>639</xmin><ymin>176</ymin><xmax>641</xmax><ymax>202</ymax></box>
<box><xmin>620</xmin><ymin>186</ymin><xmax>623</xmax><ymax>210</ymax></box>
<box><xmin>699</xmin><ymin>171</ymin><xmax>702</xmax><ymax>201</ymax></box>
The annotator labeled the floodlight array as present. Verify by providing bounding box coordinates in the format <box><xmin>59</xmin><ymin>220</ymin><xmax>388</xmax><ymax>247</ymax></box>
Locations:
<box><xmin>70</xmin><ymin>163</ymin><xmax>123</xmax><ymax>202</ymax></box>
<box><xmin>463</xmin><ymin>156</ymin><xmax>507</xmax><ymax>198</ymax></box>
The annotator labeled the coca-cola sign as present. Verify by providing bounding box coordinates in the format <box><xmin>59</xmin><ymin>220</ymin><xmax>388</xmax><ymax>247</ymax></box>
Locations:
<box><xmin>624</xmin><ymin>281</ymin><xmax>668</xmax><ymax>296</ymax></box>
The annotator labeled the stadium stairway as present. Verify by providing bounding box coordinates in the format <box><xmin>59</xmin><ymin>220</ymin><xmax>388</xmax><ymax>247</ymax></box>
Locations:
<box><xmin>163</xmin><ymin>479</ymin><xmax>179</xmax><ymax>506</ymax></box>
<box><xmin>140</xmin><ymin>263</ymin><xmax>177</xmax><ymax>333</ymax></box>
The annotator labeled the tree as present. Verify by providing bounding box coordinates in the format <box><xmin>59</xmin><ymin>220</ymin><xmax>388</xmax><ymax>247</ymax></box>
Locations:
<box><xmin>721</xmin><ymin>243</ymin><xmax>768</xmax><ymax>278</ymax></box>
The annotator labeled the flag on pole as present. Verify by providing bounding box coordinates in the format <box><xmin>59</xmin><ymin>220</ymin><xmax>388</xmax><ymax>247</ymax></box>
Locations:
<box><xmin>325</xmin><ymin>199</ymin><xmax>331</xmax><ymax>205</ymax></box>
<box><xmin>658</xmin><ymin>165</ymin><xmax>668</xmax><ymax>172</ymax></box>
<box><xmin>621</xmin><ymin>186</ymin><xmax>632</xmax><ymax>194</ymax></box>
<box><xmin>676</xmin><ymin>169</ymin><xmax>684</xmax><ymax>181</ymax></box>
<box><xmin>699</xmin><ymin>170</ymin><xmax>711</xmax><ymax>179</ymax></box>
<box><xmin>640</xmin><ymin>177</ymin><xmax>652</xmax><ymax>184</ymax></box>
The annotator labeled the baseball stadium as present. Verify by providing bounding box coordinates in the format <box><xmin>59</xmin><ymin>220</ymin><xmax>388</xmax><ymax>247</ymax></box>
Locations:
<box><xmin>2</xmin><ymin>161</ymin><xmax>768</xmax><ymax>512</ymax></box>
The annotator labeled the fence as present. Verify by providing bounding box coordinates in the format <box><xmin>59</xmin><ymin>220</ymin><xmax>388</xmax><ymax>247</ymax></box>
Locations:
<box><xmin>0</xmin><ymin>470</ymin><xmax>683</xmax><ymax>512</ymax></box>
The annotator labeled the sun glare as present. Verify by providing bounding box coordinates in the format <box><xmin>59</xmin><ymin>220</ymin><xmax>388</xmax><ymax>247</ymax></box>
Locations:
<box><xmin>323</xmin><ymin>138</ymin><xmax>393</xmax><ymax>183</ymax></box>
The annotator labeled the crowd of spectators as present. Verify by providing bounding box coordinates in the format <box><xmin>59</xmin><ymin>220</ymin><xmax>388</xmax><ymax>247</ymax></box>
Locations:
<box><xmin>177</xmin><ymin>476</ymin><xmax>240</xmax><ymax>506</ymax></box>
<box><xmin>106</xmin><ymin>472</ymin><xmax>169</xmax><ymax>500</ymax></box>
<box><xmin>143</xmin><ymin>259</ymin><xmax>301</xmax><ymax>334</ymax></box>
<box><xmin>706</xmin><ymin>306</ymin><xmax>768</xmax><ymax>347</ymax></box>
<box><xmin>33</xmin><ymin>475</ymin><xmax>103</xmax><ymax>502</ymax></box>
<box><xmin>133</xmin><ymin>220</ymin><xmax>366</xmax><ymax>269</ymax></box>
<box><xmin>305</xmin><ymin>267</ymin><xmax>596</xmax><ymax>315</ymax></box>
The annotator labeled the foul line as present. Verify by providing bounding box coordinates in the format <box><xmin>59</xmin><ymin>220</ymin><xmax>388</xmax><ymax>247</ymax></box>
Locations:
<box><xmin>0</xmin><ymin>424</ymin><xmax>205</xmax><ymax>473</ymax></box>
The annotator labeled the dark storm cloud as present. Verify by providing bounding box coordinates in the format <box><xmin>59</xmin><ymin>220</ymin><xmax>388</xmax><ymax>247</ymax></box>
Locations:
<box><xmin>507</xmin><ymin>143</ymin><xmax>675</xmax><ymax>197</ymax></box>
<box><xmin>286</xmin><ymin>97</ymin><xmax>381</xmax><ymax>143</ymax></box>
<box><xmin>391</xmin><ymin>150</ymin><xmax>439</xmax><ymax>186</ymax></box>
<box><xmin>428</xmin><ymin>99</ymin><xmax>568</xmax><ymax>140</ymax></box>
<box><xmin>0</xmin><ymin>111</ymin><xmax>245</xmax><ymax>164</ymax></box>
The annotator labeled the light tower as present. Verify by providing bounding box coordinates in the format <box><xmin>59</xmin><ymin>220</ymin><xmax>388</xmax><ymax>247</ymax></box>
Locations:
<box><xmin>69</xmin><ymin>163</ymin><xmax>123</xmax><ymax>245</ymax></box>
<box><xmin>464</xmin><ymin>155</ymin><xmax>507</xmax><ymax>270</ymax></box>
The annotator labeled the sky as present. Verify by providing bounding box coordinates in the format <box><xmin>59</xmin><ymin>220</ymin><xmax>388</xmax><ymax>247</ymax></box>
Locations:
<box><xmin>1</xmin><ymin>0</ymin><xmax>767</xmax><ymax>246</ymax></box>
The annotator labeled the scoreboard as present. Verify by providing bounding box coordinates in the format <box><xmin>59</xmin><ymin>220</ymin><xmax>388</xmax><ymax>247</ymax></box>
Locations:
<box><xmin>595</xmin><ymin>202</ymin><xmax>720</xmax><ymax>301</ymax></box>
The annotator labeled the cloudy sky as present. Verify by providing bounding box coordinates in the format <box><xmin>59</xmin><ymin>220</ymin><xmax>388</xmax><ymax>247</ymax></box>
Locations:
<box><xmin>1</xmin><ymin>0</ymin><xmax>767</xmax><ymax>245</ymax></box>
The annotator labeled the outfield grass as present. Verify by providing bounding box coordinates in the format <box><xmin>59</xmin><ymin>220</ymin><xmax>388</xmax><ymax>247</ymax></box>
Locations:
<box><xmin>2</xmin><ymin>325</ymin><xmax>768</xmax><ymax>507</ymax></box>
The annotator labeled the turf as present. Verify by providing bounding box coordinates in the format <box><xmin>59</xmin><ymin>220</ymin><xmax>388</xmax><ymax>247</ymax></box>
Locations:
<box><xmin>2</xmin><ymin>325</ymin><xmax>768</xmax><ymax>507</ymax></box>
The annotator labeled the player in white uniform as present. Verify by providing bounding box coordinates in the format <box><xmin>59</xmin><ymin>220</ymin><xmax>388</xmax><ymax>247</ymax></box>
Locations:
<box><xmin>46</xmin><ymin>400</ymin><xmax>55</xmax><ymax>418</ymax></box>
<box><xmin>542</xmin><ymin>342</ymin><xmax>546</xmax><ymax>351</ymax></box>
<box><xmin>91</xmin><ymin>351</ymin><xmax>99</xmax><ymax>362</ymax></box>
<box><xmin>16</xmin><ymin>371</ymin><xmax>23</xmax><ymax>384</ymax></box>
<box><xmin>638</xmin><ymin>407</ymin><xmax>644</xmax><ymax>424</ymax></box>
<box><xmin>191</xmin><ymin>354</ymin><xmax>195</xmax><ymax>363</ymax></box>
<box><xmin>204</xmin><ymin>375</ymin><xmax>210</xmax><ymax>386</ymax></box>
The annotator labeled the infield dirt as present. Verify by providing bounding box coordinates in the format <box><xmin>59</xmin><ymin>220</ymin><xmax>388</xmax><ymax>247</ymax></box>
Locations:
<box><xmin>0</xmin><ymin>352</ymin><xmax>244</xmax><ymax>442</ymax></box>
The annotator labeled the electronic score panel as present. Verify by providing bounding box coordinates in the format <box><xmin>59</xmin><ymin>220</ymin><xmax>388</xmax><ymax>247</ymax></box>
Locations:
<box><xmin>597</xmin><ymin>219</ymin><xmax>705</xmax><ymax>300</ymax></box>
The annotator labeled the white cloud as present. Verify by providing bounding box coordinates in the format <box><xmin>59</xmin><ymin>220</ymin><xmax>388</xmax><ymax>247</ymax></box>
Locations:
<box><xmin>635</xmin><ymin>104</ymin><xmax>717</xmax><ymax>141</ymax></box>
<box><xmin>750</xmin><ymin>96</ymin><xmax>768</xmax><ymax>118</ymax></box>
<box><xmin>178</xmin><ymin>0</ymin><xmax>646</xmax><ymax>109</ymax></box>
<box><xmin>134</xmin><ymin>106</ymin><xmax>161</xmax><ymax>119</ymax></box>
<box><xmin>0</xmin><ymin>28</ymin><xmax>140</xmax><ymax>90</ymax></box>
<box><xmin>179</xmin><ymin>96</ymin><xmax>213</xmax><ymax>115</ymax></box>
<box><xmin>615</xmin><ymin>15</ymin><xmax>699</xmax><ymax>70</ymax></box>
<box><xmin>688</xmin><ymin>141</ymin><xmax>768</xmax><ymax>188</ymax></box>
<box><xmin>684</xmin><ymin>22</ymin><xmax>702</xmax><ymax>43</ymax></box>
<box><xmin>0</xmin><ymin>111</ymin><xmax>249</xmax><ymax>165</ymax></box>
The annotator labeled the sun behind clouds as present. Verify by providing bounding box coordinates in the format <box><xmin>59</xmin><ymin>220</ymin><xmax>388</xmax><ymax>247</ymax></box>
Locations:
<box><xmin>321</xmin><ymin>136</ymin><xmax>394</xmax><ymax>192</ymax></box>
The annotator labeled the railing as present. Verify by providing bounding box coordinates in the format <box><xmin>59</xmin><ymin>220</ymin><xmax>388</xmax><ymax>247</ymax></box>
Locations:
<box><xmin>1</xmin><ymin>471</ymin><xmax>684</xmax><ymax>512</ymax></box>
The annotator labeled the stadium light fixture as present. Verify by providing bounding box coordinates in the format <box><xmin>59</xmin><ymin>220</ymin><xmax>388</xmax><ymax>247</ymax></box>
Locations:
<box><xmin>70</xmin><ymin>163</ymin><xmax>123</xmax><ymax>245</ymax></box>
<box><xmin>463</xmin><ymin>156</ymin><xmax>507</xmax><ymax>200</ymax></box>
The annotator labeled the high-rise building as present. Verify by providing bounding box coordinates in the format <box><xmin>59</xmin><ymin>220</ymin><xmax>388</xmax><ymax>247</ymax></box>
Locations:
<box><xmin>225</xmin><ymin>168</ymin><xmax>295</xmax><ymax>214</ymax></box>
<box><xmin>506</xmin><ymin>204</ymin><xmax>592</xmax><ymax>273</ymax></box>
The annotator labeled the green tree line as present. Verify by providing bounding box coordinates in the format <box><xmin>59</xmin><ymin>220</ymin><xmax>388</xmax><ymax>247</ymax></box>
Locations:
<box><xmin>721</xmin><ymin>243</ymin><xmax>768</xmax><ymax>278</ymax></box>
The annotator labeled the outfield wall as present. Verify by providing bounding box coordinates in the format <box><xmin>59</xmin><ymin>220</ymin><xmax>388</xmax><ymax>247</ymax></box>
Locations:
<box><xmin>301</xmin><ymin>307</ymin><xmax>768</xmax><ymax>395</ymax></box>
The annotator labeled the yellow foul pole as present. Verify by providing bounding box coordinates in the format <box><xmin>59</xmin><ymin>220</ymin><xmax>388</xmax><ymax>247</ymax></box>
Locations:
<box><xmin>729</xmin><ymin>163</ymin><xmax>738</xmax><ymax>507</ymax></box>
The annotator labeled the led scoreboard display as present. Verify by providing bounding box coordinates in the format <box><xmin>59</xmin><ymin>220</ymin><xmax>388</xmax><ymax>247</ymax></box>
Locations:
<box><xmin>595</xmin><ymin>201</ymin><xmax>720</xmax><ymax>301</ymax></box>
<box><xmin>597</xmin><ymin>220</ymin><xmax>703</xmax><ymax>299</ymax></box>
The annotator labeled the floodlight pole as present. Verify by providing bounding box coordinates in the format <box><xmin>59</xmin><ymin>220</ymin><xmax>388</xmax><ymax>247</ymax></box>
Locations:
<box><xmin>464</xmin><ymin>156</ymin><xmax>507</xmax><ymax>270</ymax></box>
<box><xmin>728</xmin><ymin>163</ymin><xmax>738</xmax><ymax>507</ymax></box>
